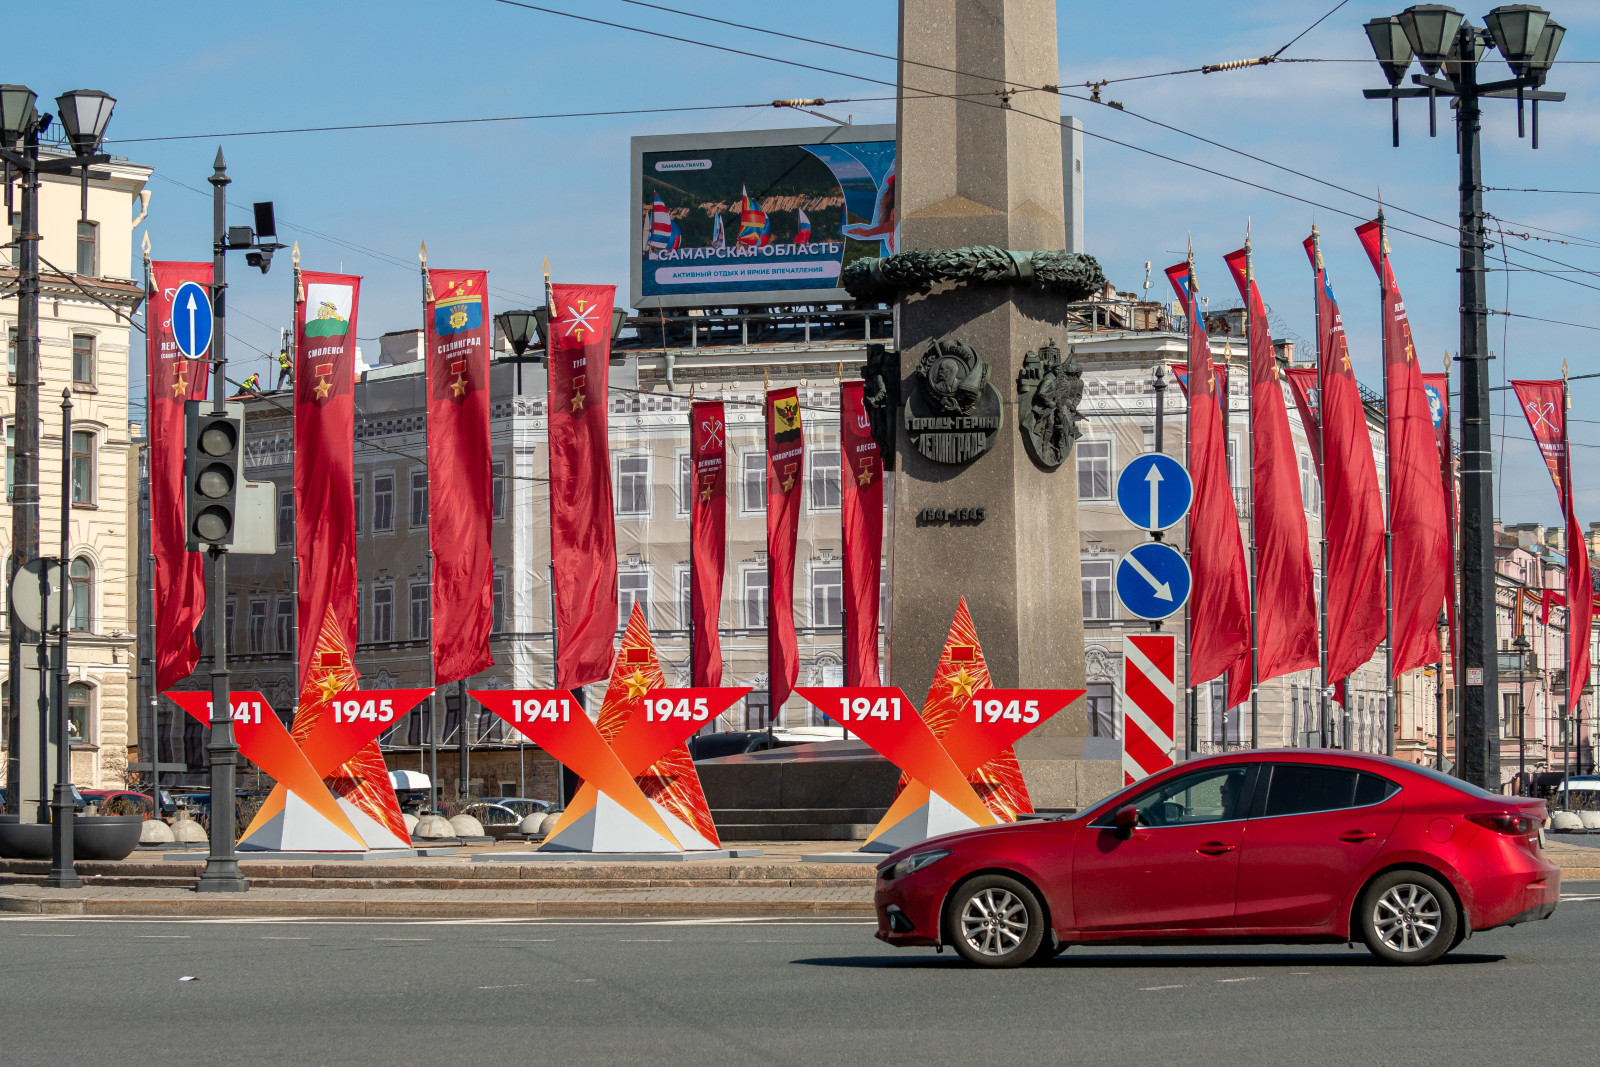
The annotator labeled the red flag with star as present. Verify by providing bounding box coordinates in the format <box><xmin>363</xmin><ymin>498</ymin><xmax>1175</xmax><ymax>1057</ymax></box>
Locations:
<box><xmin>690</xmin><ymin>399</ymin><xmax>726</xmax><ymax>688</ymax></box>
<box><xmin>424</xmin><ymin>267</ymin><xmax>494</xmax><ymax>684</ymax></box>
<box><xmin>1421</xmin><ymin>371</ymin><xmax>1458</xmax><ymax>679</ymax></box>
<box><xmin>1167</xmin><ymin>260</ymin><xmax>1251</xmax><ymax>710</ymax></box>
<box><xmin>1512</xmin><ymin>379</ymin><xmax>1592</xmax><ymax>712</ymax></box>
<box><xmin>1223</xmin><ymin>246</ymin><xmax>1318</xmax><ymax>685</ymax></box>
<box><xmin>1305</xmin><ymin>234</ymin><xmax>1385</xmax><ymax>688</ymax></box>
<box><xmin>1357</xmin><ymin>220</ymin><xmax>1450</xmax><ymax>675</ymax></box>
<box><xmin>148</xmin><ymin>260</ymin><xmax>212</xmax><ymax>690</ymax></box>
<box><xmin>765</xmin><ymin>386</ymin><xmax>804</xmax><ymax>721</ymax></box>
<box><xmin>293</xmin><ymin>267</ymin><xmax>407</xmax><ymax>844</ymax></box>
<box><xmin>595</xmin><ymin>603</ymin><xmax>720</xmax><ymax>847</ymax></box>
<box><xmin>547</xmin><ymin>282</ymin><xmax>619</xmax><ymax>688</ymax></box>
<box><xmin>840</xmin><ymin>379</ymin><xmax>884</xmax><ymax>685</ymax></box>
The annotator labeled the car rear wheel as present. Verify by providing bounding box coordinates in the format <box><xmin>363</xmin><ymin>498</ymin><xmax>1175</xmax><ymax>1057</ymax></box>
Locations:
<box><xmin>1357</xmin><ymin>870</ymin><xmax>1458</xmax><ymax>966</ymax></box>
<box><xmin>943</xmin><ymin>874</ymin><xmax>1045</xmax><ymax>968</ymax></box>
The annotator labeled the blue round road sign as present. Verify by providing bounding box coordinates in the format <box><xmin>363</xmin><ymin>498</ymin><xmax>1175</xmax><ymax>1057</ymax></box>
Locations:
<box><xmin>171</xmin><ymin>281</ymin><xmax>213</xmax><ymax>360</ymax></box>
<box><xmin>1114</xmin><ymin>541</ymin><xmax>1192</xmax><ymax>621</ymax></box>
<box><xmin>1115</xmin><ymin>452</ymin><xmax>1192</xmax><ymax>532</ymax></box>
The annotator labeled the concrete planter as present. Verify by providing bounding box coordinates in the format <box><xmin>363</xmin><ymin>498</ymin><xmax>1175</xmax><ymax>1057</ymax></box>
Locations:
<box><xmin>0</xmin><ymin>813</ymin><xmax>144</xmax><ymax>861</ymax></box>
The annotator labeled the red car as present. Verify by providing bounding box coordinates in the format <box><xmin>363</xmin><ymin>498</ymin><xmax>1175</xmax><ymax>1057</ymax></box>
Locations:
<box><xmin>874</xmin><ymin>750</ymin><xmax>1557</xmax><ymax>968</ymax></box>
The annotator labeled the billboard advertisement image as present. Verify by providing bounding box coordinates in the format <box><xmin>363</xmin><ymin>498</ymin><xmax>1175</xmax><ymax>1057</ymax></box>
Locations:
<box><xmin>630</xmin><ymin>125</ymin><xmax>896</xmax><ymax>309</ymax></box>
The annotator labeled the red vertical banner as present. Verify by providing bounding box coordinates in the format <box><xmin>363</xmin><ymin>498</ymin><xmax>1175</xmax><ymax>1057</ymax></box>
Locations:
<box><xmin>424</xmin><ymin>268</ymin><xmax>494</xmax><ymax>683</ymax></box>
<box><xmin>1421</xmin><ymin>371</ymin><xmax>1458</xmax><ymax>679</ymax></box>
<box><xmin>1285</xmin><ymin>366</ymin><xmax>1323</xmax><ymax>476</ymax></box>
<box><xmin>1357</xmin><ymin>220</ymin><xmax>1450</xmax><ymax>675</ymax></box>
<box><xmin>1305</xmin><ymin>235</ymin><xmax>1386</xmax><ymax>689</ymax></box>
<box><xmin>1511</xmin><ymin>379</ymin><xmax>1592</xmax><ymax>715</ymax></box>
<box><xmin>148</xmin><ymin>261</ymin><xmax>212</xmax><ymax>690</ymax></box>
<box><xmin>1166</xmin><ymin>261</ymin><xmax>1251</xmax><ymax>710</ymax></box>
<box><xmin>1222</xmin><ymin>247</ymin><xmax>1318</xmax><ymax>684</ymax></box>
<box><xmin>689</xmin><ymin>400</ymin><xmax>726</xmax><ymax>688</ymax></box>
<box><xmin>766</xmin><ymin>386</ymin><xmax>804</xmax><ymax>721</ymax></box>
<box><xmin>294</xmin><ymin>268</ymin><xmax>406</xmax><ymax>844</ymax></box>
<box><xmin>547</xmin><ymin>282</ymin><xmax>619</xmax><ymax>688</ymax></box>
<box><xmin>840</xmin><ymin>379</ymin><xmax>884</xmax><ymax>686</ymax></box>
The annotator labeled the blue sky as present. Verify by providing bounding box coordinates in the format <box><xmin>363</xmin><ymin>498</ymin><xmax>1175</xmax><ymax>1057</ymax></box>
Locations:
<box><xmin>16</xmin><ymin>0</ymin><xmax>1600</xmax><ymax>526</ymax></box>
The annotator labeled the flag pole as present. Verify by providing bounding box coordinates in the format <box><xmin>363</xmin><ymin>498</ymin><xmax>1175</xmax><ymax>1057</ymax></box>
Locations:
<box><xmin>1245</xmin><ymin>223</ymin><xmax>1260</xmax><ymax>749</ymax></box>
<box><xmin>1184</xmin><ymin>238</ymin><xmax>1199</xmax><ymax>753</ymax></box>
<box><xmin>419</xmin><ymin>241</ymin><xmax>441</xmax><ymax>809</ymax></box>
<box><xmin>1313</xmin><ymin>226</ymin><xmax>1331</xmax><ymax>749</ymax></box>
<box><xmin>1378</xmin><ymin>212</ymin><xmax>1397</xmax><ymax>758</ymax></box>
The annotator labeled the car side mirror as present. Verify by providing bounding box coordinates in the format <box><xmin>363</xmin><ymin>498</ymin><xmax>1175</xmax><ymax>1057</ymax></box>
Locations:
<box><xmin>1113</xmin><ymin>804</ymin><xmax>1139</xmax><ymax>839</ymax></box>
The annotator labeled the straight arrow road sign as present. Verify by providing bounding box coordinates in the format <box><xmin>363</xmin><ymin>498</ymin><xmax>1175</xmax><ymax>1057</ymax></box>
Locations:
<box><xmin>1115</xmin><ymin>452</ymin><xmax>1192</xmax><ymax>531</ymax></box>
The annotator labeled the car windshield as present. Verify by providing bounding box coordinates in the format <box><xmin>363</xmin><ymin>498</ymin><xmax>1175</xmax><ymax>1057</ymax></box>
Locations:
<box><xmin>1401</xmin><ymin>763</ymin><xmax>1503</xmax><ymax>800</ymax></box>
<box><xmin>1093</xmin><ymin>766</ymin><xmax>1249</xmax><ymax>828</ymax></box>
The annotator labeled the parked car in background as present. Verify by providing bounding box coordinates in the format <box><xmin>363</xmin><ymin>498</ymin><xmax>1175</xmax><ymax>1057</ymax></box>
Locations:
<box><xmin>689</xmin><ymin>730</ymin><xmax>809</xmax><ymax>761</ymax></box>
<box><xmin>465</xmin><ymin>798</ymin><xmax>554</xmax><ymax>839</ymax></box>
<box><xmin>874</xmin><ymin>750</ymin><xmax>1558</xmax><ymax>968</ymax></box>
<box><xmin>0</xmin><ymin>785</ymin><xmax>88</xmax><ymax>811</ymax></box>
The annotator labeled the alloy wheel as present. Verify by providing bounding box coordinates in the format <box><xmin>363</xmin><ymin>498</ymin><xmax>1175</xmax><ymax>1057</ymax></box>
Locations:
<box><xmin>1372</xmin><ymin>882</ymin><xmax>1443</xmax><ymax>954</ymax></box>
<box><xmin>959</xmin><ymin>886</ymin><xmax>1030</xmax><ymax>956</ymax></box>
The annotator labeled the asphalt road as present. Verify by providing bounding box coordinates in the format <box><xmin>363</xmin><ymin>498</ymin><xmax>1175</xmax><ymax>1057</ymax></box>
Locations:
<box><xmin>4</xmin><ymin>885</ymin><xmax>1597</xmax><ymax>1066</ymax></box>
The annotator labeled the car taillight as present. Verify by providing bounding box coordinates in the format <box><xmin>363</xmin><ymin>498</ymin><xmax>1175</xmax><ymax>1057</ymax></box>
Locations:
<box><xmin>1465</xmin><ymin>813</ymin><xmax>1539</xmax><ymax>835</ymax></box>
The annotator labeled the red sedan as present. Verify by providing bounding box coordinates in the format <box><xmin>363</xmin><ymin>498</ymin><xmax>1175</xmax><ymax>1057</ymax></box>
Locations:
<box><xmin>874</xmin><ymin>750</ymin><xmax>1557</xmax><ymax>967</ymax></box>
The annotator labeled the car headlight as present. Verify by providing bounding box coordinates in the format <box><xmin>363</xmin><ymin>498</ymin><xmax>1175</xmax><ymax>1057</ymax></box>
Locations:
<box><xmin>884</xmin><ymin>849</ymin><xmax>951</xmax><ymax>880</ymax></box>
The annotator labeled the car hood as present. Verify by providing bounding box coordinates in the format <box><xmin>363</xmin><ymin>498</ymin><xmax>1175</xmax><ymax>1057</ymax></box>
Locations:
<box><xmin>875</xmin><ymin>821</ymin><xmax>1043</xmax><ymax>869</ymax></box>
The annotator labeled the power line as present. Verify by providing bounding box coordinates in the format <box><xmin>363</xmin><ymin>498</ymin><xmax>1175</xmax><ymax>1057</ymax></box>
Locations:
<box><xmin>1272</xmin><ymin>0</ymin><xmax>1351</xmax><ymax>59</ymax></box>
<box><xmin>1486</xmin><ymin>187</ymin><xmax>1600</xmax><ymax>196</ymax></box>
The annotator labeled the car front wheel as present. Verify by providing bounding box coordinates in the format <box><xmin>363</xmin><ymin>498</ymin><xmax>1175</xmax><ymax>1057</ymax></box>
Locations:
<box><xmin>1357</xmin><ymin>869</ymin><xmax>1459</xmax><ymax>966</ymax></box>
<box><xmin>943</xmin><ymin>874</ymin><xmax>1046</xmax><ymax>968</ymax></box>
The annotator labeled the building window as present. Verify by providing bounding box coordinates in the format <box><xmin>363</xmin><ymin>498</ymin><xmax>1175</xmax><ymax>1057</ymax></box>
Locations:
<box><xmin>676</xmin><ymin>452</ymin><xmax>692</xmax><ymax>517</ymax></box>
<box><xmin>742</xmin><ymin>451</ymin><xmax>766</xmax><ymax>512</ymax></box>
<box><xmin>248</xmin><ymin>598</ymin><xmax>268</xmax><ymax>652</ymax></box>
<box><xmin>1086</xmin><ymin>683</ymin><xmax>1115</xmax><ymax>737</ymax></box>
<box><xmin>1300</xmin><ymin>452</ymin><xmax>1320</xmax><ymax>513</ymax></box>
<box><xmin>67</xmin><ymin>682</ymin><xmax>91</xmax><ymax>743</ymax></box>
<box><xmin>492</xmin><ymin>568</ymin><xmax>506</xmax><ymax>634</ymax></box>
<box><xmin>69</xmin><ymin>557</ymin><xmax>92</xmax><ymax>632</ymax></box>
<box><xmin>352</xmin><ymin>476</ymin><xmax>363</xmax><ymax>536</ymax></box>
<box><xmin>71</xmin><ymin>334</ymin><xmax>94</xmax><ymax>386</ymax></box>
<box><xmin>225</xmin><ymin>597</ymin><xmax>237</xmax><ymax>654</ymax></box>
<box><xmin>372</xmin><ymin>585</ymin><xmax>394</xmax><ymax>643</ymax></box>
<box><xmin>409</xmin><ymin>582</ymin><xmax>429</xmax><ymax>641</ymax></box>
<box><xmin>76</xmin><ymin>220</ymin><xmax>97</xmax><ymax>277</ymax></box>
<box><xmin>744</xmin><ymin>568</ymin><xmax>768</xmax><ymax>628</ymax></box>
<box><xmin>1077</xmin><ymin>439</ymin><xmax>1111</xmax><ymax>500</ymax></box>
<box><xmin>276</xmin><ymin>486</ymin><xmax>294</xmax><ymax>547</ymax></box>
<box><xmin>1082</xmin><ymin>559</ymin><xmax>1113</xmax><ymax>620</ymax></box>
<box><xmin>744</xmin><ymin>690</ymin><xmax>769</xmax><ymax>730</ymax></box>
<box><xmin>275</xmin><ymin>598</ymin><xmax>293</xmax><ymax>654</ymax></box>
<box><xmin>811</xmin><ymin>566</ymin><xmax>842</xmax><ymax>626</ymax></box>
<box><xmin>616</xmin><ymin>454</ymin><xmax>650</xmax><ymax>517</ymax></box>
<box><xmin>677</xmin><ymin>565</ymin><xmax>693</xmax><ymax>629</ymax></box>
<box><xmin>7</xmin><ymin>326</ymin><xmax>15</xmax><ymax>377</ymax></box>
<box><xmin>410</xmin><ymin>469</ymin><xmax>428</xmax><ymax>528</ymax></box>
<box><xmin>372</xmin><ymin>472</ymin><xmax>395</xmax><ymax>533</ymax></box>
<box><xmin>5</xmin><ymin>422</ymin><xmax>12</xmax><ymax>502</ymax></box>
<box><xmin>810</xmin><ymin>448</ymin><xmax>842</xmax><ymax>510</ymax></box>
<box><xmin>70</xmin><ymin>430</ymin><xmax>94</xmax><ymax>504</ymax></box>
<box><xmin>619</xmin><ymin>567</ymin><xmax>651</xmax><ymax>624</ymax></box>
<box><xmin>492</xmin><ymin>459</ymin><xmax>506</xmax><ymax>522</ymax></box>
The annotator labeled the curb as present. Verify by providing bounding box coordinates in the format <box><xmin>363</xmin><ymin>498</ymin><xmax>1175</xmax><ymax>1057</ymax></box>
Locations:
<box><xmin>0</xmin><ymin>893</ymin><xmax>875</xmax><ymax>919</ymax></box>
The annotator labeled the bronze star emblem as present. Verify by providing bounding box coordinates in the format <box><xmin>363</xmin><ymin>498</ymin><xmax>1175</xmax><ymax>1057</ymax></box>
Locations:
<box><xmin>570</xmin><ymin>388</ymin><xmax>585</xmax><ymax>412</ymax></box>
<box><xmin>624</xmin><ymin>668</ymin><xmax>651</xmax><ymax>700</ymax></box>
<box><xmin>450</xmin><ymin>373</ymin><xmax>468</xmax><ymax>398</ymax></box>
<box><xmin>856</xmin><ymin>463</ymin><xmax>874</xmax><ymax>487</ymax></box>
<box><xmin>699</xmin><ymin>478</ymin><xmax>715</xmax><ymax>503</ymax></box>
<box><xmin>171</xmin><ymin>369</ymin><xmax>188</xmax><ymax>398</ymax></box>
<box><xmin>314</xmin><ymin>376</ymin><xmax>332</xmax><ymax>399</ymax></box>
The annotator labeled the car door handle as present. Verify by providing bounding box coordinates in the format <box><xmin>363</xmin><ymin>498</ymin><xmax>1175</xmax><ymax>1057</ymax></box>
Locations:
<box><xmin>1196</xmin><ymin>841</ymin><xmax>1236</xmax><ymax>856</ymax></box>
<box><xmin>1338</xmin><ymin>830</ymin><xmax>1377</xmax><ymax>843</ymax></box>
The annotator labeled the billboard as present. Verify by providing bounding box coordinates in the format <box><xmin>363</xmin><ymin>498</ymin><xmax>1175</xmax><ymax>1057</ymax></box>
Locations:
<box><xmin>630</xmin><ymin>125</ymin><xmax>896</xmax><ymax>309</ymax></box>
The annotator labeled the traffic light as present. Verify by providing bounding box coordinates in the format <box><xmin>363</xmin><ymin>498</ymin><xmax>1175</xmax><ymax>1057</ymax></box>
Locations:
<box><xmin>185</xmin><ymin>401</ymin><xmax>244</xmax><ymax>550</ymax></box>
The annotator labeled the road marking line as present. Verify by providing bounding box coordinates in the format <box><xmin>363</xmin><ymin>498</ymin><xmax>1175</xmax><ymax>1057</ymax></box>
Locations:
<box><xmin>373</xmin><ymin>937</ymin><xmax>432</xmax><ymax>941</ymax></box>
<box><xmin>18</xmin><ymin>933</ymin><xmax>74</xmax><ymax>937</ymax></box>
<box><xmin>1215</xmin><ymin>977</ymin><xmax>1262</xmax><ymax>983</ymax></box>
<box><xmin>1141</xmin><ymin>985</ymin><xmax>1186</xmax><ymax>991</ymax></box>
<box><xmin>475</xmin><ymin>984</ymin><xmax>527</xmax><ymax>990</ymax></box>
<box><xmin>618</xmin><ymin>938</ymin><xmax>673</xmax><ymax>942</ymax></box>
<box><xmin>135</xmin><ymin>935</ymin><xmax>191</xmax><ymax>939</ymax></box>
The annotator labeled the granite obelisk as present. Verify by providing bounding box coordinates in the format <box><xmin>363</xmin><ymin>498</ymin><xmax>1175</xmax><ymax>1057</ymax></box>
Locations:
<box><xmin>889</xmin><ymin>0</ymin><xmax>1106</xmax><ymax>805</ymax></box>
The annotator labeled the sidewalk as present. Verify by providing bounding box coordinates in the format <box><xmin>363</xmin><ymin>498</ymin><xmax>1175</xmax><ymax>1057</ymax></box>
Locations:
<box><xmin>2</xmin><ymin>839</ymin><xmax>1592</xmax><ymax>920</ymax></box>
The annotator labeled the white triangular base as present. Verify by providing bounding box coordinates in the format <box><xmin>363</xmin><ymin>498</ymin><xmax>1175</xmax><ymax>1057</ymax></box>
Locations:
<box><xmin>337</xmin><ymin>796</ymin><xmax>411</xmax><ymax>850</ymax></box>
<box><xmin>653</xmin><ymin>801</ymin><xmax>719</xmax><ymax>851</ymax></box>
<box><xmin>540</xmin><ymin>790</ymin><xmax>682</xmax><ymax>853</ymax></box>
<box><xmin>861</xmin><ymin>791</ymin><xmax>980</xmax><ymax>854</ymax></box>
<box><xmin>238</xmin><ymin>789</ymin><xmax>367</xmax><ymax>852</ymax></box>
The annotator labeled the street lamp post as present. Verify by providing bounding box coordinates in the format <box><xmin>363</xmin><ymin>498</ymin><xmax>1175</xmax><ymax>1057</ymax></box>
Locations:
<box><xmin>0</xmin><ymin>89</ymin><xmax>113</xmax><ymax>887</ymax></box>
<box><xmin>1362</xmin><ymin>5</ymin><xmax>1567</xmax><ymax>791</ymax></box>
<box><xmin>1435</xmin><ymin>610</ymin><xmax>1448</xmax><ymax>770</ymax></box>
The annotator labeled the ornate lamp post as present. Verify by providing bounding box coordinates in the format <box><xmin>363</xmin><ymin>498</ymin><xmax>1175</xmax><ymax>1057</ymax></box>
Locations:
<box><xmin>1362</xmin><ymin>5</ymin><xmax>1567</xmax><ymax>790</ymax></box>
